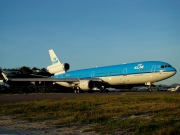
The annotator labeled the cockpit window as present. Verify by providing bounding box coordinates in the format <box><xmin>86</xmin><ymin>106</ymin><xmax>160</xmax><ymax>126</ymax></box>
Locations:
<box><xmin>168</xmin><ymin>65</ymin><xmax>172</xmax><ymax>67</ymax></box>
<box><xmin>161</xmin><ymin>65</ymin><xmax>172</xmax><ymax>68</ymax></box>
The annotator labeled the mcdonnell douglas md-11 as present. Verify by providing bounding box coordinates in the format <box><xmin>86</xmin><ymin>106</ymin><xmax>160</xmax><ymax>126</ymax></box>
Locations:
<box><xmin>2</xmin><ymin>49</ymin><xmax>177</xmax><ymax>93</ymax></box>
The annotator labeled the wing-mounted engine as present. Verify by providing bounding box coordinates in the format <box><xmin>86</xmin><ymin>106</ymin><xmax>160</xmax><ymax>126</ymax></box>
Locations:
<box><xmin>78</xmin><ymin>80</ymin><xmax>94</xmax><ymax>90</ymax></box>
<box><xmin>47</xmin><ymin>63</ymin><xmax>70</xmax><ymax>74</ymax></box>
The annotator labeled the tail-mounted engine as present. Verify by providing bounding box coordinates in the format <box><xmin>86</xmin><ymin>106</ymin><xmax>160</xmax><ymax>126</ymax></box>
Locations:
<box><xmin>47</xmin><ymin>63</ymin><xmax>70</xmax><ymax>74</ymax></box>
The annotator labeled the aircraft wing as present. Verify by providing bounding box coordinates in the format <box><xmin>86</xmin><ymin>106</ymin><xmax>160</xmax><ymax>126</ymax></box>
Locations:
<box><xmin>2</xmin><ymin>72</ymin><xmax>102</xmax><ymax>82</ymax></box>
<box><xmin>7</xmin><ymin>78</ymin><xmax>79</xmax><ymax>82</ymax></box>
<box><xmin>2</xmin><ymin>72</ymin><xmax>102</xmax><ymax>83</ymax></box>
<box><xmin>7</xmin><ymin>77</ymin><xmax>102</xmax><ymax>82</ymax></box>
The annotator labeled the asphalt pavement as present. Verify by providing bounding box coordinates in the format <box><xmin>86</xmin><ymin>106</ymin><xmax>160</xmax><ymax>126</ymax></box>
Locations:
<box><xmin>0</xmin><ymin>91</ymin><xmax>178</xmax><ymax>103</ymax></box>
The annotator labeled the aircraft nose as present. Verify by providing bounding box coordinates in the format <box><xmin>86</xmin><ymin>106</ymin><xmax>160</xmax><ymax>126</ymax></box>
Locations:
<box><xmin>172</xmin><ymin>67</ymin><xmax>177</xmax><ymax>74</ymax></box>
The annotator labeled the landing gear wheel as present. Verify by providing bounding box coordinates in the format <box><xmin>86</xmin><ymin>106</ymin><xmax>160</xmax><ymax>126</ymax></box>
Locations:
<box><xmin>148</xmin><ymin>88</ymin><xmax>152</xmax><ymax>92</ymax></box>
<box><xmin>74</xmin><ymin>87</ymin><xmax>83</xmax><ymax>94</ymax></box>
<box><xmin>75</xmin><ymin>89</ymin><xmax>80</xmax><ymax>93</ymax></box>
<box><xmin>146</xmin><ymin>82</ymin><xmax>153</xmax><ymax>92</ymax></box>
<box><xmin>74</xmin><ymin>89</ymin><xmax>77</xmax><ymax>93</ymax></box>
<box><xmin>100</xmin><ymin>86</ymin><xmax>105</xmax><ymax>93</ymax></box>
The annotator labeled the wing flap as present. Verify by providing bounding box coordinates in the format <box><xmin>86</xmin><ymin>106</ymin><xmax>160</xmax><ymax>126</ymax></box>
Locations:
<box><xmin>84</xmin><ymin>78</ymin><xmax>102</xmax><ymax>82</ymax></box>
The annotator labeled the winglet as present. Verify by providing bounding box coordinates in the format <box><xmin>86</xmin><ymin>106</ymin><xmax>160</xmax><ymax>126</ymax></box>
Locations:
<box><xmin>1</xmin><ymin>72</ymin><xmax>9</xmax><ymax>82</ymax></box>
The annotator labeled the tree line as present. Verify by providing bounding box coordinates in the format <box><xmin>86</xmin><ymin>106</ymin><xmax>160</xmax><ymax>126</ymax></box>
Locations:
<box><xmin>0</xmin><ymin>66</ymin><xmax>73</xmax><ymax>94</ymax></box>
<box><xmin>2</xmin><ymin>66</ymin><xmax>47</xmax><ymax>74</ymax></box>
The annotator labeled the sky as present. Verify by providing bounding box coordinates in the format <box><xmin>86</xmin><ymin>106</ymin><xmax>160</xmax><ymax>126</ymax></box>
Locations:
<box><xmin>0</xmin><ymin>0</ymin><xmax>180</xmax><ymax>85</ymax></box>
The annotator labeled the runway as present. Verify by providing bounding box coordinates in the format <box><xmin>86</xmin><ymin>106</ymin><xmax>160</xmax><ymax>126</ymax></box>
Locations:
<box><xmin>0</xmin><ymin>91</ymin><xmax>178</xmax><ymax>103</ymax></box>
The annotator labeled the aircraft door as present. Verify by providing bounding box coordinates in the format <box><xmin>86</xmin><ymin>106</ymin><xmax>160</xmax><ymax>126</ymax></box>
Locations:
<box><xmin>150</xmin><ymin>65</ymin><xmax>158</xmax><ymax>82</ymax></box>
<box><xmin>91</xmin><ymin>71</ymin><xmax>95</xmax><ymax>77</ymax></box>
<box><xmin>118</xmin><ymin>68</ymin><xmax>127</xmax><ymax>84</ymax></box>
<box><xmin>123</xmin><ymin>68</ymin><xmax>127</xmax><ymax>76</ymax></box>
<box><xmin>121</xmin><ymin>68</ymin><xmax>128</xmax><ymax>84</ymax></box>
<box><xmin>151</xmin><ymin>65</ymin><xmax>156</xmax><ymax>73</ymax></box>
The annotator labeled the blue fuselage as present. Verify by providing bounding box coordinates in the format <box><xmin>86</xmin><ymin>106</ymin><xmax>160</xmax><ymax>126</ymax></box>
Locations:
<box><xmin>54</xmin><ymin>61</ymin><xmax>175</xmax><ymax>78</ymax></box>
<box><xmin>52</xmin><ymin>61</ymin><xmax>176</xmax><ymax>85</ymax></box>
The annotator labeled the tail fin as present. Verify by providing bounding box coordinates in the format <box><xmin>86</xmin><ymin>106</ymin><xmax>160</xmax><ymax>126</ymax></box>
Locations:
<box><xmin>47</xmin><ymin>49</ymin><xmax>70</xmax><ymax>75</ymax></box>
<box><xmin>49</xmin><ymin>49</ymin><xmax>61</xmax><ymax>65</ymax></box>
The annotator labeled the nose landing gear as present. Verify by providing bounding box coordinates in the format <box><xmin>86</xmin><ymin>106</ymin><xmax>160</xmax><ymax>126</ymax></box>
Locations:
<box><xmin>146</xmin><ymin>82</ymin><xmax>152</xmax><ymax>92</ymax></box>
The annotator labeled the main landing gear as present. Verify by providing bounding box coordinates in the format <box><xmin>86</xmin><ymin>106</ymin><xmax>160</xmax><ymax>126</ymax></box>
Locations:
<box><xmin>99</xmin><ymin>86</ymin><xmax>108</xmax><ymax>93</ymax></box>
<box><xmin>73</xmin><ymin>87</ymin><xmax>84</xmax><ymax>93</ymax></box>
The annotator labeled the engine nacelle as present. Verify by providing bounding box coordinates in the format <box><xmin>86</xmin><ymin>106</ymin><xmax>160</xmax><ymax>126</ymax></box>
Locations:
<box><xmin>47</xmin><ymin>63</ymin><xmax>70</xmax><ymax>74</ymax></box>
<box><xmin>78</xmin><ymin>80</ymin><xmax>94</xmax><ymax>90</ymax></box>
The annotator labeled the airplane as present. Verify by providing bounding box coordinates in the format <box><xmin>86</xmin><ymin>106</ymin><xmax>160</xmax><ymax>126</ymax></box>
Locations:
<box><xmin>1</xmin><ymin>49</ymin><xmax>177</xmax><ymax>93</ymax></box>
<box><xmin>167</xmin><ymin>86</ymin><xmax>180</xmax><ymax>92</ymax></box>
<box><xmin>0</xmin><ymin>80</ymin><xmax>9</xmax><ymax>90</ymax></box>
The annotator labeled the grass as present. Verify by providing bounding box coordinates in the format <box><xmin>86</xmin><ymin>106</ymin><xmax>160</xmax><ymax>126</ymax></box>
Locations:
<box><xmin>0</xmin><ymin>93</ymin><xmax>180</xmax><ymax>134</ymax></box>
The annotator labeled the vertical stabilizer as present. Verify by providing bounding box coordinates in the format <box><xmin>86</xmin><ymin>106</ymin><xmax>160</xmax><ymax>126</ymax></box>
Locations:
<box><xmin>49</xmin><ymin>49</ymin><xmax>61</xmax><ymax>65</ymax></box>
<box><xmin>47</xmin><ymin>49</ymin><xmax>70</xmax><ymax>75</ymax></box>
